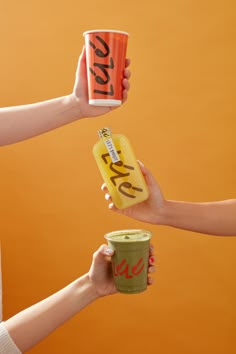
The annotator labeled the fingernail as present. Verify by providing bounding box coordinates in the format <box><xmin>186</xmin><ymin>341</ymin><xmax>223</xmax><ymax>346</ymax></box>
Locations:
<box><xmin>137</xmin><ymin>160</ymin><xmax>144</xmax><ymax>167</ymax></box>
<box><xmin>105</xmin><ymin>193</ymin><xmax>110</xmax><ymax>201</ymax></box>
<box><xmin>150</xmin><ymin>257</ymin><xmax>155</xmax><ymax>263</ymax></box>
<box><xmin>104</xmin><ymin>247</ymin><xmax>113</xmax><ymax>256</ymax></box>
<box><xmin>150</xmin><ymin>245</ymin><xmax>154</xmax><ymax>253</ymax></box>
<box><xmin>148</xmin><ymin>277</ymin><xmax>154</xmax><ymax>285</ymax></box>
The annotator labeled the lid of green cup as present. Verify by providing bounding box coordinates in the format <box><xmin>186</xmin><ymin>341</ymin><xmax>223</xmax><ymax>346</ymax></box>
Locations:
<box><xmin>104</xmin><ymin>229</ymin><xmax>151</xmax><ymax>242</ymax></box>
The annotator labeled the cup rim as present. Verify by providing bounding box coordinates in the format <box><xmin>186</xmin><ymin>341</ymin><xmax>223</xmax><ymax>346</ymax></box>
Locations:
<box><xmin>83</xmin><ymin>29</ymin><xmax>129</xmax><ymax>36</ymax></box>
<box><xmin>104</xmin><ymin>229</ymin><xmax>152</xmax><ymax>242</ymax></box>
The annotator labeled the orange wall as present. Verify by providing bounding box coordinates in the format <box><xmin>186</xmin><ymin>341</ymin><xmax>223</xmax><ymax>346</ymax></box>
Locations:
<box><xmin>1</xmin><ymin>1</ymin><xmax>236</xmax><ymax>353</ymax></box>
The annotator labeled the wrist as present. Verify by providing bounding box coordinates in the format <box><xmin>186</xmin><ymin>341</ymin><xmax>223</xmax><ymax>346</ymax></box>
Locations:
<box><xmin>73</xmin><ymin>274</ymin><xmax>100</xmax><ymax>304</ymax></box>
<box><xmin>155</xmin><ymin>200</ymin><xmax>173</xmax><ymax>226</ymax></box>
<box><xmin>62</xmin><ymin>94</ymin><xmax>83</xmax><ymax>122</ymax></box>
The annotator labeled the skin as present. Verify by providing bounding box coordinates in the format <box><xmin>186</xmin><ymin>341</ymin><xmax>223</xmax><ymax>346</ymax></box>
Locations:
<box><xmin>5</xmin><ymin>244</ymin><xmax>155</xmax><ymax>353</ymax></box>
<box><xmin>0</xmin><ymin>45</ymin><xmax>134</xmax><ymax>352</ymax></box>
<box><xmin>0</xmin><ymin>46</ymin><xmax>130</xmax><ymax>146</ymax></box>
<box><xmin>102</xmin><ymin>161</ymin><xmax>236</xmax><ymax>236</ymax></box>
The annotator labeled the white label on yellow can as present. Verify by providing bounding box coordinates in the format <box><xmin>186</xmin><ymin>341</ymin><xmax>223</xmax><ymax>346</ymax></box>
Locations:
<box><xmin>98</xmin><ymin>127</ymin><xmax>120</xmax><ymax>163</ymax></box>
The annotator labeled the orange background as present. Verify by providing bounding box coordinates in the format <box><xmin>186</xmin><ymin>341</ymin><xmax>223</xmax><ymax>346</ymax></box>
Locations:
<box><xmin>0</xmin><ymin>1</ymin><xmax>236</xmax><ymax>353</ymax></box>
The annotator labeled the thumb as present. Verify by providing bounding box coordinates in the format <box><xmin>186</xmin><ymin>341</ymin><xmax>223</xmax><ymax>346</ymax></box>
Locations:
<box><xmin>137</xmin><ymin>160</ymin><xmax>157</xmax><ymax>190</ymax></box>
<box><xmin>76</xmin><ymin>46</ymin><xmax>87</xmax><ymax>80</ymax></box>
<box><xmin>137</xmin><ymin>160</ymin><xmax>148</xmax><ymax>176</ymax></box>
<box><xmin>93</xmin><ymin>244</ymin><xmax>114</xmax><ymax>264</ymax></box>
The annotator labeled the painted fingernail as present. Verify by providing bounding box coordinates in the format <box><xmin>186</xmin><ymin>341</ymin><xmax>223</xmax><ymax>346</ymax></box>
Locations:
<box><xmin>137</xmin><ymin>160</ymin><xmax>144</xmax><ymax>167</ymax></box>
<box><xmin>104</xmin><ymin>247</ymin><xmax>113</xmax><ymax>256</ymax></box>
<box><xmin>105</xmin><ymin>193</ymin><xmax>111</xmax><ymax>201</ymax></box>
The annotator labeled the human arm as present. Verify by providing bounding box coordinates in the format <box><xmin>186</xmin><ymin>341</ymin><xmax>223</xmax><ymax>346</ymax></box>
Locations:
<box><xmin>158</xmin><ymin>199</ymin><xmax>236</xmax><ymax>236</ymax></box>
<box><xmin>102</xmin><ymin>162</ymin><xmax>236</xmax><ymax>236</ymax></box>
<box><xmin>3</xmin><ymin>274</ymin><xmax>100</xmax><ymax>353</ymax></box>
<box><xmin>0</xmin><ymin>47</ymin><xmax>130</xmax><ymax>146</ymax></box>
<box><xmin>3</xmin><ymin>244</ymin><xmax>155</xmax><ymax>353</ymax></box>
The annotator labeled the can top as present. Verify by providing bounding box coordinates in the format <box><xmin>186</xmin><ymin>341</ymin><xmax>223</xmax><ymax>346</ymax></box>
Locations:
<box><xmin>83</xmin><ymin>29</ymin><xmax>129</xmax><ymax>36</ymax></box>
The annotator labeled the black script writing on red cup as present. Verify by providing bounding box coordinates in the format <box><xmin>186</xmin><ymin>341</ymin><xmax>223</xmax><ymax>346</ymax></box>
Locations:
<box><xmin>88</xmin><ymin>35</ymin><xmax>115</xmax><ymax>96</ymax></box>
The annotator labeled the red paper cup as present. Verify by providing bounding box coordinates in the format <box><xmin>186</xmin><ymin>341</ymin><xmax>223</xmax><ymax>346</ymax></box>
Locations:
<box><xmin>83</xmin><ymin>29</ymin><xmax>129</xmax><ymax>106</ymax></box>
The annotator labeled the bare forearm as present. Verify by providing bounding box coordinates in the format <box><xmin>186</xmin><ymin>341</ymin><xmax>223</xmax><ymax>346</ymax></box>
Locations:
<box><xmin>0</xmin><ymin>95</ymin><xmax>81</xmax><ymax>146</ymax></box>
<box><xmin>158</xmin><ymin>199</ymin><xmax>236</xmax><ymax>236</ymax></box>
<box><xmin>4</xmin><ymin>274</ymin><xmax>98</xmax><ymax>353</ymax></box>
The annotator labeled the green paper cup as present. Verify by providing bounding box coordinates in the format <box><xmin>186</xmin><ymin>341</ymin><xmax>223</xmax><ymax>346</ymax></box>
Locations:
<box><xmin>104</xmin><ymin>229</ymin><xmax>152</xmax><ymax>294</ymax></box>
